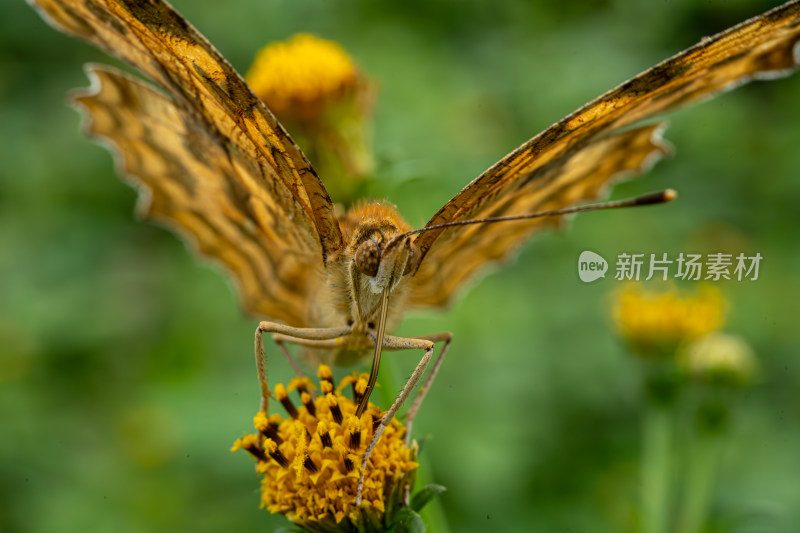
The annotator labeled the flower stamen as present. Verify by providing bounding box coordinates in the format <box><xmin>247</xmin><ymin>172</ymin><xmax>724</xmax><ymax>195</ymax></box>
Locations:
<box><xmin>343</xmin><ymin>455</ymin><xmax>355</xmax><ymax>474</ymax></box>
<box><xmin>275</xmin><ymin>383</ymin><xmax>299</xmax><ymax>419</ymax></box>
<box><xmin>287</xmin><ymin>376</ymin><xmax>315</xmax><ymax>395</ymax></box>
<box><xmin>347</xmin><ymin>416</ymin><xmax>362</xmax><ymax>450</ymax></box>
<box><xmin>301</xmin><ymin>391</ymin><xmax>316</xmax><ymax>416</ymax></box>
<box><xmin>318</xmin><ymin>364</ymin><xmax>334</xmax><ymax>387</ymax></box>
<box><xmin>303</xmin><ymin>455</ymin><xmax>319</xmax><ymax>474</ymax></box>
<box><xmin>371</xmin><ymin>412</ymin><xmax>383</xmax><ymax>432</ymax></box>
<box><xmin>231</xmin><ymin>434</ymin><xmax>268</xmax><ymax>462</ymax></box>
<box><xmin>327</xmin><ymin>393</ymin><xmax>344</xmax><ymax>424</ymax></box>
<box><xmin>353</xmin><ymin>377</ymin><xmax>368</xmax><ymax>406</ymax></box>
<box><xmin>254</xmin><ymin>412</ymin><xmax>284</xmax><ymax>445</ymax></box>
<box><xmin>264</xmin><ymin>438</ymin><xmax>290</xmax><ymax>468</ymax></box>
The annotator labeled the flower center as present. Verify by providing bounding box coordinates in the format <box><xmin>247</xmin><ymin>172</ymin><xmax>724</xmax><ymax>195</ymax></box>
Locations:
<box><xmin>232</xmin><ymin>365</ymin><xmax>419</xmax><ymax>525</ymax></box>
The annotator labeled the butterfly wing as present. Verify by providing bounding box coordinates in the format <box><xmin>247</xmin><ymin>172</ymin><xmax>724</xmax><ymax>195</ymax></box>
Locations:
<box><xmin>30</xmin><ymin>0</ymin><xmax>344</xmax><ymax>325</ymax></box>
<box><xmin>410</xmin><ymin>0</ymin><xmax>800</xmax><ymax>309</ymax></box>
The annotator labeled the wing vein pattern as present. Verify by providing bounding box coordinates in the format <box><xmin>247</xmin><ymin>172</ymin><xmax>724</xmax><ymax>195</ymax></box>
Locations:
<box><xmin>31</xmin><ymin>0</ymin><xmax>345</xmax><ymax>325</ymax></box>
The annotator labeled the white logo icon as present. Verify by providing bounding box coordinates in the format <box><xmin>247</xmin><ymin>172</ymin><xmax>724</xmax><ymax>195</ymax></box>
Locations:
<box><xmin>578</xmin><ymin>251</ymin><xmax>608</xmax><ymax>282</ymax></box>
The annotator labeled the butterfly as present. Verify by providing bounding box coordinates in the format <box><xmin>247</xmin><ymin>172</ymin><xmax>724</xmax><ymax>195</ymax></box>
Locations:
<box><xmin>30</xmin><ymin>0</ymin><xmax>800</xmax><ymax>503</ymax></box>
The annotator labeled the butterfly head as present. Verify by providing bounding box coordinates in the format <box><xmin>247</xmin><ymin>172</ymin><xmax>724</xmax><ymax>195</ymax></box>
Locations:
<box><xmin>354</xmin><ymin>231</ymin><xmax>420</xmax><ymax>292</ymax></box>
<box><xmin>337</xmin><ymin>203</ymin><xmax>420</xmax><ymax>328</ymax></box>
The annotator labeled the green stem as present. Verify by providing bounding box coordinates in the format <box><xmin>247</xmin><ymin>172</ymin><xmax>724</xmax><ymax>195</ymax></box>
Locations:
<box><xmin>642</xmin><ymin>405</ymin><xmax>672</xmax><ymax>533</ymax></box>
<box><xmin>677</xmin><ymin>432</ymin><xmax>720</xmax><ymax>533</ymax></box>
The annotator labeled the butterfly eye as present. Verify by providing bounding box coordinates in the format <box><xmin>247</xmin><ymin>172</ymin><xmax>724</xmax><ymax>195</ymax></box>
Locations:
<box><xmin>355</xmin><ymin>240</ymin><xmax>381</xmax><ymax>277</ymax></box>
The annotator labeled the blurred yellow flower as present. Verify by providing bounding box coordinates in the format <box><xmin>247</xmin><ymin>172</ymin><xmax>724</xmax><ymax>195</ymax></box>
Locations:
<box><xmin>613</xmin><ymin>283</ymin><xmax>727</xmax><ymax>356</ymax></box>
<box><xmin>245</xmin><ymin>34</ymin><xmax>375</xmax><ymax>204</ymax></box>
<box><xmin>246</xmin><ymin>33</ymin><xmax>362</xmax><ymax>123</ymax></box>
<box><xmin>232</xmin><ymin>365</ymin><xmax>419</xmax><ymax>531</ymax></box>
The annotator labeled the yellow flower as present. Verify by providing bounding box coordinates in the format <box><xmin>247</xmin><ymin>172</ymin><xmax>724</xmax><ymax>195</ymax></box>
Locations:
<box><xmin>232</xmin><ymin>365</ymin><xmax>419</xmax><ymax>531</ymax></box>
<box><xmin>246</xmin><ymin>34</ymin><xmax>362</xmax><ymax>123</ymax></box>
<box><xmin>245</xmin><ymin>34</ymin><xmax>375</xmax><ymax>204</ymax></box>
<box><xmin>613</xmin><ymin>283</ymin><xmax>727</xmax><ymax>357</ymax></box>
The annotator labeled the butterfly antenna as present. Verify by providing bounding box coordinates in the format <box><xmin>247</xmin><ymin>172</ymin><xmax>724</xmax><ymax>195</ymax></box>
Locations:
<box><xmin>356</xmin><ymin>286</ymin><xmax>390</xmax><ymax>417</ymax></box>
<box><xmin>354</xmin><ymin>189</ymin><xmax>675</xmax><ymax>416</ymax></box>
<box><xmin>403</xmin><ymin>189</ymin><xmax>677</xmax><ymax>237</ymax></box>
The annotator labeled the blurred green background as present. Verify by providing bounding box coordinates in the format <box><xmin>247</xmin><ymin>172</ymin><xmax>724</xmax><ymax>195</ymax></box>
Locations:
<box><xmin>2</xmin><ymin>0</ymin><xmax>800</xmax><ymax>531</ymax></box>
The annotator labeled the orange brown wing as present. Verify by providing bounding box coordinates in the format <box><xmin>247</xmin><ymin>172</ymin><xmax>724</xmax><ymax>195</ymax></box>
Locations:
<box><xmin>29</xmin><ymin>0</ymin><xmax>343</xmax><ymax>325</ymax></box>
<box><xmin>410</xmin><ymin>0</ymin><xmax>800</xmax><ymax>309</ymax></box>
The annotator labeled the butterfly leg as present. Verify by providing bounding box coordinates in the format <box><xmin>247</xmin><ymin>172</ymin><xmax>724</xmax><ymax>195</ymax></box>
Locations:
<box><xmin>356</xmin><ymin>334</ymin><xmax>436</xmax><ymax>505</ymax></box>
<box><xmin>394</xmin><ymin>332</ymin><xmax>452</xmax><ymax>503</ymax></box>
<box><xmin>402</xmin><ymin>332</ymin><xmax>452</xmax><ymax>444</ymax></box>
<box><xmin>274</xmin><ymin>339</ymin><xmax>312</xmax><ymax>387</ymax></box>
<box><xmin>254</xmin><ymin>322</ymin><xmax>351</xmax><ymax>412</ymax></box>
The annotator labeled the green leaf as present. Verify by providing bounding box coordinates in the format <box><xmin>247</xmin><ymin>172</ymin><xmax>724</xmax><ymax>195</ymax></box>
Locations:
<box><xmin>391</xmin><ymin>508</ymin><xmax>426</xmax><ymax>533</ymax></box>
<box><xmin>273</xmin><ymin>527</ymin><xmax>305</xmax><ymax>533</ymax></box>
<box><xmin>410</xmin><ymin>484</ymin><xmax>447</xmax><ymax>512</ymax></box>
